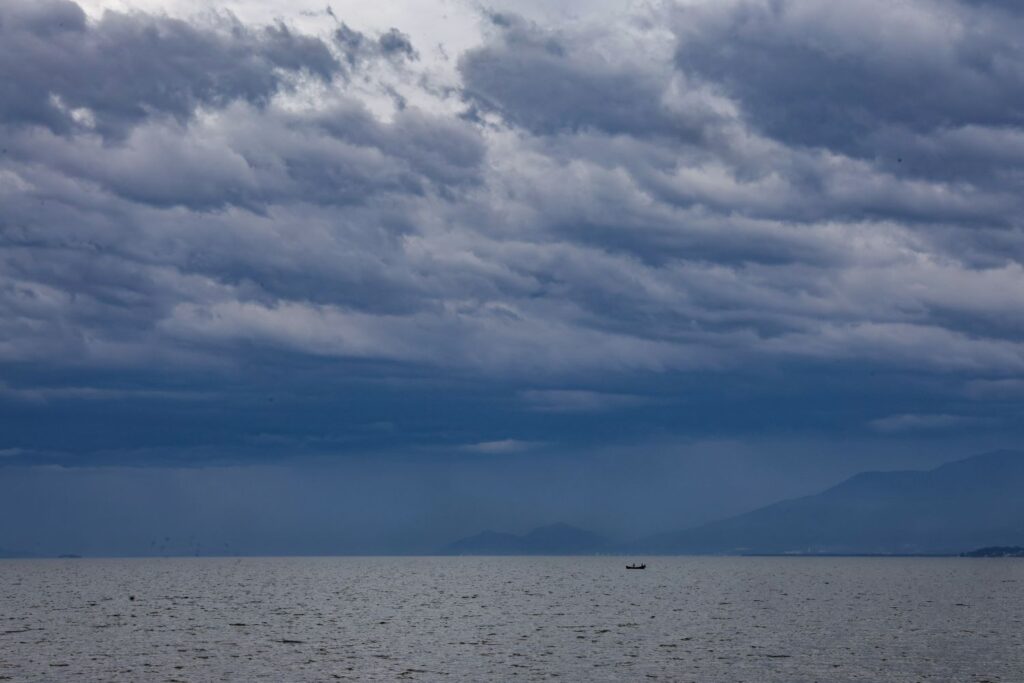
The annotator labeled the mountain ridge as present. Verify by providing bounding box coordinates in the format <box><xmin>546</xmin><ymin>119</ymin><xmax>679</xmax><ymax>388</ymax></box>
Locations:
<box><xmin>442</xmin><ymin>451</ymin><xmax>1024</xmax><ymax>556</ymax></box>
<box><xmin>631</xmin><ymin>449</ymin><xmax>1024</xmax><ymax>555</ymax></box>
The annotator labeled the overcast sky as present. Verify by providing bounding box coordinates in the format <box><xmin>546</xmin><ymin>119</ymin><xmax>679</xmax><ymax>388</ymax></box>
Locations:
<box><xmin>2</xmin><ymin>0</ymin><xmax>1023</xmax><ymax>554</ymax></box>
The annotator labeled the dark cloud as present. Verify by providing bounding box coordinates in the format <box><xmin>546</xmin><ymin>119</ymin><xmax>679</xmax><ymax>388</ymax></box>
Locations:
<box><xmin>0</xmin><ymin>0</ymin><xmax>339</xmax><ymax>138</ymax></box>
<box><xmin>334</xmin><ymin>23</ymin><xmax>418</xmax><ymax>66</ymax></box>
<box><xmin>671</xmin><ymin>0</ymin><xmax>1024</xmax><ymax>161</ymax></box>
<box><xmin>459</xmin><ymin>13</ymin><xmax>706</xmax><ymax>138</ymax></box>
<box><xmin>1</xmin><ymin>0</ymin><xmax>1023</xmax><ymax>506</ymax></box>
<box><xmin>333</xmin><ymin>22</ymin><xmax>369</xmax><ymax>66</ymax></box>
<box><xmin>378</xmin><ymin>28</ymin><xmax>418</xmax><ymax>61</ymax></box>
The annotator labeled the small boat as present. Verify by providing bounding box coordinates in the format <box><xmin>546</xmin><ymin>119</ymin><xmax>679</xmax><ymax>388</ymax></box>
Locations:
<box><xmin>626</xmin><ymin>563</ymin><xmax>646</xmax><ymax>570</ymax></box>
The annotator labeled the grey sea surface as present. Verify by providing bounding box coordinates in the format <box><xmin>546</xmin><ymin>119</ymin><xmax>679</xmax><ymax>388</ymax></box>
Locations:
<box><xmin>1</xmin><ymin>556</ymin><xmax>1022</xmax><ymax>682</ymax></box>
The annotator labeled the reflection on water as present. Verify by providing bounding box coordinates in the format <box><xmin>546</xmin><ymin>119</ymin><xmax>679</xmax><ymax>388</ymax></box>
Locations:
<box><xmin>1</xmin><ymin>556</ymin><xmax>1022</xmax><ymax>681</ymax></box>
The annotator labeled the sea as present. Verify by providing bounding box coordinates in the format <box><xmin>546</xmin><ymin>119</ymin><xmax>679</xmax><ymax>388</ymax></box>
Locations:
<box><xmin>1</xmin><ymin>556</ymin><xmax>1022</xmax><ymax>682</ymax></box>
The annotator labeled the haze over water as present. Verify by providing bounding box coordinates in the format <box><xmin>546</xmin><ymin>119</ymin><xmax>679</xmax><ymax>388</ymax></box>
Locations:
<box><xmin>2</xmin><ymin>556</ymin><xmax>1022</xmax><ymax>682</ymax></box>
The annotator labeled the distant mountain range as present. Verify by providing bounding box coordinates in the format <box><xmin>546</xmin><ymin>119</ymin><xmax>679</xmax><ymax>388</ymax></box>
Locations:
<box><xmin>633</xmin><ymin>449</ymin><xmax>1024</xmax><ymax>555</ymax></box>
<box><xmin>441</xmin><ymin>522</ymin><xmax>610</xmax><ymax>555</ymax></box>
<box><xmin>445</xmin><ymin>450</ymin><xmax>1024</xmax><ymax>556</ymax></box>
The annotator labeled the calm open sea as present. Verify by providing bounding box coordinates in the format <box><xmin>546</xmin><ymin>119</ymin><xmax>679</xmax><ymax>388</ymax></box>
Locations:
<box><xmin>1</xmin><ymin>556</ymin><xmax>1022</xmax><ymax>681</ymax></box>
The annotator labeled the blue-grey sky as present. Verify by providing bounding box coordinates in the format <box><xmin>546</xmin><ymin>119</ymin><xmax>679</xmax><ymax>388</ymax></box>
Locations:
<box><xmin>2</xmin><ymin>0</ymin><xmax>1023</xmax><ymax>554</ymax></box>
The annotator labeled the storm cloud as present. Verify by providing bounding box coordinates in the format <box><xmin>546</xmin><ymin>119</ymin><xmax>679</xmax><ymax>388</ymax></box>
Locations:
<box><xmin>1</xmin><ymin>0</ymin><xmax>1023</xmax><ymax>548</ymax></box>
<box><xmin>0</xmin><ymin>0</ymin><xmax>339</xmax><ymax>138</ymax></box>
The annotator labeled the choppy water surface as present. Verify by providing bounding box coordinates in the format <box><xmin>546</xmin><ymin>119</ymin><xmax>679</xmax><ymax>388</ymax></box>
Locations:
<box><xmin>1</xmin><ymin>556</ymin><xmax>1022</xmax><ymax>681</ymax></box>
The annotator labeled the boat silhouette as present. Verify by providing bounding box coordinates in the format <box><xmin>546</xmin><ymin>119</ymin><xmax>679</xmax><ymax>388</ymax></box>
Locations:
<box><xmin>626</xmin><ymin>563</ymin><xmax>646</xmax><ymax>569</ymax></box>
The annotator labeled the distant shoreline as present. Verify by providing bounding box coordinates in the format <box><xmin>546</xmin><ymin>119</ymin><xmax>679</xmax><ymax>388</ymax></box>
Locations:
<box><xmin>2</xmin><ymin>552</ymin><xmax>1010</xmax><ymax>560</ymax></box>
